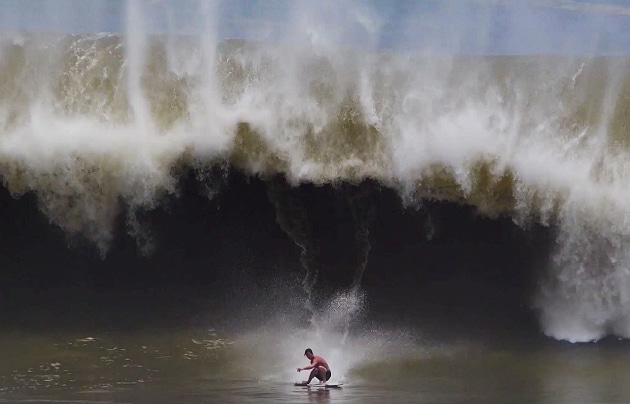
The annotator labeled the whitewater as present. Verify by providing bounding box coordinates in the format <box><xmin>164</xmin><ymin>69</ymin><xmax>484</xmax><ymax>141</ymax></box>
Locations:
<box><xmin>2</xmin><ymin>1</ymin><xmax>630</xmax><ymax>343</ymax></box>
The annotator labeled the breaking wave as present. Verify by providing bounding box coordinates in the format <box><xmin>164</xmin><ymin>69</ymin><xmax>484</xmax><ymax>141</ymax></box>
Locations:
<box><xmin>2</xmin><ymin>3</ymin><xmax>630</xmax><ymax>342</ymax></box>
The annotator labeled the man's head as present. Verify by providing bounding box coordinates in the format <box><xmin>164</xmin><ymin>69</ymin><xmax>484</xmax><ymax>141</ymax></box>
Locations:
<box><xmin>304</xmin><ymin>348</ymin><xmax>314</xmax><ymax>360</ymax></box>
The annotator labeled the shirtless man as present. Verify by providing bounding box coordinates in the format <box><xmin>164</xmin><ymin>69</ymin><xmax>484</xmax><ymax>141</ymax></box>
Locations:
<box><xmin>297</xmin><ymin>348</ymin><xmax>331</xmax><ymax>385</ymax></box>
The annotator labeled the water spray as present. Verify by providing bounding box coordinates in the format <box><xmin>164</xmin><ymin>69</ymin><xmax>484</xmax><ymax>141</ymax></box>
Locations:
<box><xmin>335</xmin><ymin>183</ymin><xmax>376</xmax><ymax>343</ymax></box>
<box><xmin>266</xmin><ymin>178</ymin><xmax>319</xmax><ymax>326</ymax></box>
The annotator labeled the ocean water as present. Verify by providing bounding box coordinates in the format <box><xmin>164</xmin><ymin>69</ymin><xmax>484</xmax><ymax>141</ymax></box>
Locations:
<box><xmin>3</xmin><ymin>324</ymin><xmax>630</xmax><ymax>403</ymax></box>
<box><xmin>2</xmin><ymin>1</ymin><xmax>630</xmax><ymax>403</ymax></box>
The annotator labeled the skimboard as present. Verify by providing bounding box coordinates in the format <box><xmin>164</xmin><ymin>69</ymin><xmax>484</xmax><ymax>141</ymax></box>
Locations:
<box><xmin>294</xmin><ymin>383</ymin><xmax>343</xmax><ymax>389</ymax></box>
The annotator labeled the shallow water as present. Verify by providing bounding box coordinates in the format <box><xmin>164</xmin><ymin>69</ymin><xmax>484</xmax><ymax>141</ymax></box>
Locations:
<box><xmin>2</xmin><ymin>328</ymin><xmax>630</xmax><ymax>404</ymax></box>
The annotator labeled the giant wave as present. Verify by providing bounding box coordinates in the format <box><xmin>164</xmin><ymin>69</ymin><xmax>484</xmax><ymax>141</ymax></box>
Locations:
<box><xmin>2</xmin><ymin>3</ymin><xmax>630</xmax><ymax>342</ymax></box>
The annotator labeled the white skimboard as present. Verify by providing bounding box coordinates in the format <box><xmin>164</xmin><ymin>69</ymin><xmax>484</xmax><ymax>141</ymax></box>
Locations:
<box><xmin>294</xmin><ymin>382</ymin><xmax>343</xmax><ymax>389</ymax></box>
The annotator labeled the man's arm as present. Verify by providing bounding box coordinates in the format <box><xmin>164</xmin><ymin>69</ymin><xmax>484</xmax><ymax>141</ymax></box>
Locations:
<box><xmin>298</xmin><ymin>363</ymin><xmax>313</xmax><ymax>371</ymax></box>
<box><xmin>298</xmin><ymin>359</ymin><xmax>320</xmax><ymax>371</ymax></box>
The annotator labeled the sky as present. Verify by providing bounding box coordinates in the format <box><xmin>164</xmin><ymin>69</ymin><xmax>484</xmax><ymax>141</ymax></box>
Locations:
<box><xmin>0</xmin><ymin>0</ymin><xmax>629</xmax><ymax>54</ymax></box>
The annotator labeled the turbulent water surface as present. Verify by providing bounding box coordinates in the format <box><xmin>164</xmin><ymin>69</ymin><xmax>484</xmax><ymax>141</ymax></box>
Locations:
<box><xmin>3</xmin><ymin>1</ymin><xmax>630</xmax><ymax>403</ymax></box>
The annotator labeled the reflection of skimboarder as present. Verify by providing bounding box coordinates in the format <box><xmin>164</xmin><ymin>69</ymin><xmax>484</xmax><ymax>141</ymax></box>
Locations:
<box><xmin>297</xmin><ymin>348</ymin><xmax>331</xmax><ymax>385</ymax></box>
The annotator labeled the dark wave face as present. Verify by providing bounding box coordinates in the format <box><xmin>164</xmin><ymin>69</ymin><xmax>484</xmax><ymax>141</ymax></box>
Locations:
<box><xmin>2</xmin><ymin>1</ymin><xmax>630</xmax><ymax>349</ymax></box>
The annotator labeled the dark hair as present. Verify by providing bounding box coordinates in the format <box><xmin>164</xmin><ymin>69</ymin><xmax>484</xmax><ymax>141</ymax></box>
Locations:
<box><xmin>304</xmin><ymin>348</ymin><xmax>313</xmax><ymax>356</ymax></box>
